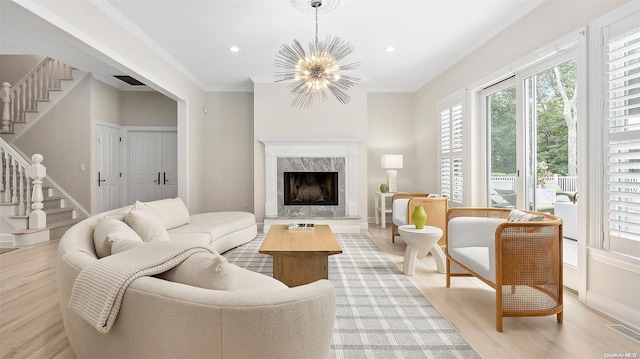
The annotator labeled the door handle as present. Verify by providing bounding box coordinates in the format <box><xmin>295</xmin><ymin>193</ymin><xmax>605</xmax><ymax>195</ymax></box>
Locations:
<box><xmin>164</xmin><ymin>172</ymin><xmax>168</xmax><ymax>185</ymax></box>
<box><xmin>153</xmin><ymin>172</ymin><xmax>160</xmax><ymax>185</ymax></box>
<box><xmin>98</xmin><ymin>172</ymin><xmax>106</xmax><ymax>187</ymax></box>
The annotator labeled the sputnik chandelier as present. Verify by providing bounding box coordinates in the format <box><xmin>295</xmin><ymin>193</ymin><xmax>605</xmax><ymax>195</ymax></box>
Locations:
<box><xmin>274</xmin><ymin>0</ymin><xmax>360</xmax><ymax>109</ymax></box>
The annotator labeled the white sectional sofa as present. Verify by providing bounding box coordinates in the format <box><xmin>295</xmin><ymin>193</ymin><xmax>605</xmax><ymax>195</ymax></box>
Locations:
<box><xmin>56</xmin><ymin>198</ymin><xmax>336</xmax><ymax>358</ymax></box>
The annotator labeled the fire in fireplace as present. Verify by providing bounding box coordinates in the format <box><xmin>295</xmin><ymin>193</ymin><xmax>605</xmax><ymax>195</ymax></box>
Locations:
<box><xmin>283</xmin><ymin>172</ymin><xmax>339</xmax><ymax>206</ymax></box>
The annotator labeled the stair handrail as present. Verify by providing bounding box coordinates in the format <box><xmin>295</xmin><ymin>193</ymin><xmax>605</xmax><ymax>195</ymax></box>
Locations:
<box><xmin>0</xmin><ymin>137</ymin><xmax>34</xmax><ymax>219</ymax></box>
<box><xmin>1</xmin><ymin>57</ymin><xmax>73</xmax><ymax>133</ymax></box>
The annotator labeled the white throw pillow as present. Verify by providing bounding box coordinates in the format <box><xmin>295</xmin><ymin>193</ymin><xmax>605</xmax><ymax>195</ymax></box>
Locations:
<box><xmin>93</xmin><ymin>217</ymin><xmax>143</xmax><ymax>258</ymax></box>
<box><xmin>125</xmin><ymin>201</ymin><xmax>170</xmax><ymax>242</ymax></box>
<box><xmin>144</xmin><ymin>197</ymin><xmax>191</xmax><ymax>230</ymax></box>
<box><xmin>507</xmin><ymin>209</ymin><xmax>544</xmax><ymax>222</ymax></box>
<box><xmin>157</xmin><ymin>251</ymin><xmax>236</xmax><ymax>291</ymax></box>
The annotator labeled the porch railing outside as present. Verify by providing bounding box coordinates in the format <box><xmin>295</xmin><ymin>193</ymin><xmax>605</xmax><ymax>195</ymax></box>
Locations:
<box><xmin>490</xmin><ymin>175</ymin><xmax>578</xmax><ymax>192</ymax></box>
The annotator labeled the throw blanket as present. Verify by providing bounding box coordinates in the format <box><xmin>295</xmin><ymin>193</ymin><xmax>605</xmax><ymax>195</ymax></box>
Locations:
<box><xmin>68</xmin><ymin>240</ymin><xmax>215</xmax><ymax>334</ymax></box>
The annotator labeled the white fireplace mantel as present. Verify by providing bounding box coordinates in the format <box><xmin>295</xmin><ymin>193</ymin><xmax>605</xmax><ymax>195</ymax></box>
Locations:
<box><xmin>259</xmin><ymin>138</ymin><xmax>360</xmax><ymax>218</ymax></box>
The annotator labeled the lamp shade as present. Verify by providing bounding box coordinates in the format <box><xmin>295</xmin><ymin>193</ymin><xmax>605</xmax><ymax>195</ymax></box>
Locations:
<box><xmin>381</xmin><ymin>155</ymin><xmax>403</xmax><ymax>169</ymax></box>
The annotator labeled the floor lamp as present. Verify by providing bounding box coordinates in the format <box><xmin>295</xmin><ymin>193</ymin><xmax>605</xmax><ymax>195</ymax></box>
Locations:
<box><xmin>381</xmin><ymin>154</ymin><xmax>403</xmax><ymax>193</ymax></box>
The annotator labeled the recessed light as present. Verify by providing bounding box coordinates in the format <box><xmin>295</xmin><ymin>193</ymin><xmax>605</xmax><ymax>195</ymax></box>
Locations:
<box><xmin>229</xmin><ymin>46</ymin><xmax>240</xmax><ymax>53</ymax></box>
<box><xmin>384</xmin><ymin>46</ymin><xmax>395</xmax><ymax>52</ymax></box>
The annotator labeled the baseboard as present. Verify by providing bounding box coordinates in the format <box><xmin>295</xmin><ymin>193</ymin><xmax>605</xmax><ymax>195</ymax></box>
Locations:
<box><xmin>0</xmin><ymin>233</ymin><xmax>15</xmax><ymax>245</ymax></box>
<box><xmin>587</xmin><ymin>290</ymin><xmax>640</xmax><ymax>330</ymax></box>
<box><xmin>13</xmin><ymin>230</ymin><xmax>50</xmax><ymax>246</ymax></box>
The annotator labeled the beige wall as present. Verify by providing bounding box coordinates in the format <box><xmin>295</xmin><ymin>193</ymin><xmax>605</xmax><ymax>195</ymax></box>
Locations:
<box><xmin>121</xmin><ymin>91</ymin><xmax>177</xmax><ymax>127</ymax></box>
<box><xmin>366</xmin><ymin>93</ymin><xmax>416</xmax><ymax>222</ymax></box>
<box><xmin>253</xmin><ymin>82</ymin><xmax>368</xmax><ymax>228</ymax></box>
<box><xmin>203</xmin><ymin>92</ymin><xmax>254</xmax><ymax>213</ymax></box>
<box><xmin>15</xmin><ymin>75</ymin><xmax>93</xmax><ymax>210</ymax></box>
<box><xmin>0</xmin><ymin>55</ymin><xmax>45</xmax><ymax>85</ymax></box>
<box><xmin>91</xmin><ymin>79</ymin><xmax>122</xmax><ymax>125</ymax></box>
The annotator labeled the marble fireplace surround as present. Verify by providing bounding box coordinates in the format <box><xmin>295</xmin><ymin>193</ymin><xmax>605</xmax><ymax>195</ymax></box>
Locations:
<box><xmin>259</xmin><ymin>138</ymin><xmax>359</xmax><ymax>219</ymax></box>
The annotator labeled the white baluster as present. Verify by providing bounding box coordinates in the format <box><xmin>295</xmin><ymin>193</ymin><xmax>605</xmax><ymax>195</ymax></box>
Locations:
<box><xmin>18</xmin><ymin>165</ymin><xmax>25</xmax><ymax>215</ymax></box>
<box><xmin>0</xmin><ymin>147</ymin><xmax>4</xmax><ymax>195</ymax></box>
<box><xmin>29</xmin><ymin>154</ymin><xmax>46</xmax><ymax>229</ymax></box>
<box><xmin>11</xmin><ymin>157</ymin><xmax>17</xmax><ymax>203</ymax></box>
<box><xmin>3</xmin><ymin>151</ymin><xmax>10</xmax><ymax>203</ymax></box>
<box><xmin>1</xmin><ymin>82</ymin><xmax>10</xmax><ymax>132</ymax></box>
<box><xmin>25</xmin><ymin>172</ymin><xmax>31</xmax><ymax>215</ymax></box>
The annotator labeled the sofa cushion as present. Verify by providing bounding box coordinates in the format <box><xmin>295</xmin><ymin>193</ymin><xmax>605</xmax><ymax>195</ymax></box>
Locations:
<box><xmin>144</xmin><ymin>197</ymin><xmax>191</xmax><ymax>230</ymax></box>
<box><xmin>168</xmin><ymin>212</ymin><xmax>256</xmax><ymax>240</ymax></box>
<box><xmin>157</xmin><ymin>252</ymin><xmax>237</xmax><ymax>291</ymax></box>
<box><xmin>226</xmin><ymin>264</ymin><xmax>288</xmax><ymax>291</ymax></box>
<box><xmin>93</xmin><ymin>217</ymin><xmax>143</xmax><ymax>258</ymax></box>
<box><xmin>109</xmin><ymin>239</ymin><xmax>236</xmax><ymax>291</ymax></box>
<box><xmin>392</xmin><ymin>198</ymin><xmax>410</xmax><ymax>226</ymax></box>
<box><xmin>448</xmin><ymin>217</ymin><xmax>505</xmax><ymax>248</ymax></box>
<box><xmin>449</xmin><ymin>247</ymin><xmax>494</xmax><ymax>283</ymax></box>
<box><xmin>125</xmin><ymin>201</ymin><xmax>170</xmax><ymax>242</ymax></box>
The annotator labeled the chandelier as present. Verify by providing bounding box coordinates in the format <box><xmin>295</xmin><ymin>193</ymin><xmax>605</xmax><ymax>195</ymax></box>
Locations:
<box><xmin>274</xmin><ymin>0</ymin><xmax>360</xmax><ymax>109</ymax></box>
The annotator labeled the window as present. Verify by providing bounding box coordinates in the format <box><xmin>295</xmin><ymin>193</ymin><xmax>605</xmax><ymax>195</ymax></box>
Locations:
<box><xmin>604</xmin><ymin>15</ymin><xmax>640</xmax><ymax>258</ymax></box>
<box><xmin>439</xmin><ymin>102</ymin><xmax>463</xmax><ymax>204</ymax></box>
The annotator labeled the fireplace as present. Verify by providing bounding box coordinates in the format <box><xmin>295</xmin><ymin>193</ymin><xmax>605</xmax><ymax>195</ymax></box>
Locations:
<box><xmin>284</xmin><ymin>172</ymin><xmax>338</xmax><ymax>206</ymax></box>
<box><xmin>259</xmin><ymin>138</ymin><xmax>359</xmax><ymax>220</ymax></box>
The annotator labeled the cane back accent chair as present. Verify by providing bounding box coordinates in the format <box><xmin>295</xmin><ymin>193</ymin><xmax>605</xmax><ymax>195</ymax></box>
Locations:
<box><xmin>445</xmin><ymin>207</ymin><xmax>563</xmax><ymax>331</ymax></box>
<box><xmin>391</xmin><ymin>193</ymin><xmax>448</xmax><ymax>245</ymax></box>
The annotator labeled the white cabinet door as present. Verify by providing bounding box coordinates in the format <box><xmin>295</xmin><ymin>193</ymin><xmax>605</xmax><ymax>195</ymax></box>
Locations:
<box><xmin>95</xmin><ymin>124</ymin><xmax>121</xmax><ymax>213</ymax></box>
<box><xmin>128</xmin><ymin>130</ymin><xmax>177</xmax><ymax>203</ymax></box>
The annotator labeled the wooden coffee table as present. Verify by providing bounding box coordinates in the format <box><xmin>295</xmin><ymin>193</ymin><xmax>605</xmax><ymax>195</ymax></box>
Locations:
<box><xmin>259</xmin><ymin>224</ymin><xmax>342</xmax><ymax>287</ymax></box>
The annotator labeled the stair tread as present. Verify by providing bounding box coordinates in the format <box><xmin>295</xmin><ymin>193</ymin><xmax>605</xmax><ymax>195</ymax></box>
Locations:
<box><xmin>8</xmin><ymin>215</ymin><xmax>28</xmax><ymax>219</ymax></box>
<box><xmin>0</xmin><ymin>202</ymin><xmax>19</xmax><ymax>206</ymax></box>
<box><xmin>12</xmin><ymin>227</ymin><xmax>48</xmax><ymax>235</ymax></box>
<box><xmin>45</xmin><ymin>207</ymin><xmax>75</xmax><ymax>214</ymax></box>
<box><xmin>47</xmin><ymin>218</ymin><xmax>82</xmax><ymax>229</ymax></box>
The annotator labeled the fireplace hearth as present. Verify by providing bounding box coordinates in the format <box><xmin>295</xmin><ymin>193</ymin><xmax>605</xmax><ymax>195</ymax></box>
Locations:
<box><xmin>284</xmin><ymin>172</ymin><xmax>338</xmax><ymax>206</ymax></box>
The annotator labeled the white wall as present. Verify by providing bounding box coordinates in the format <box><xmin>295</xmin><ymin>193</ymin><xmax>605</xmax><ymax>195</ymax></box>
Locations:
<box><xmin>366</xmin><ymin>93</ymin><xmax>417</xmax><ymax>223</ymax></box>
<box><xmin>253</xmin><ymin>82</ymin><xmax>368</xmax><ymax>228</ymax></box>
<box><xmin>203</xmin><ymin>92</ymin><xmax>254</xmax><ymax>213</ymax></box>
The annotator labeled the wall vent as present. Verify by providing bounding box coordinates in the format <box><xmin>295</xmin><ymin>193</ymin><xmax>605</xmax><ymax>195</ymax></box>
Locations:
<box><xmin>608</xmin><ymin>324</ymin><xmax>640</xmax><ymax>343</ymax></box>
<box><xmin>113</xmin><ymin>75</ymin><xmax>145</xmax><ymax>86</ymax></box>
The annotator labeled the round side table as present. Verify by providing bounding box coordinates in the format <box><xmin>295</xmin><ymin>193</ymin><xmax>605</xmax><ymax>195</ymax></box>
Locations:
<box><xmin>398</xmin><ymin>224</ymin><xmax>444</xmax><ymax>276</ymax></box>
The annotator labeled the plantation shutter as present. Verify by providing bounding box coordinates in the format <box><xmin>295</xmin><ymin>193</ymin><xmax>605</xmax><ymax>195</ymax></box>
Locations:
<box><xmin>440</xmin><ymin>103</ymin><xmax>463</xmax><ymax>204</ymax></box>
<box><xmin>605</xmin><ymin>18</ymin><xmax>640</xmax><ymax>258</ymax></box>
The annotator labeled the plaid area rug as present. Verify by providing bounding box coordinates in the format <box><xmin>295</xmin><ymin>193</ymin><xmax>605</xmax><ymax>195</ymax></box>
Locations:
<box><xmin>227</xmin><ymin>232</ymin><xmax>480</xmax><ymax>359</ymax></box>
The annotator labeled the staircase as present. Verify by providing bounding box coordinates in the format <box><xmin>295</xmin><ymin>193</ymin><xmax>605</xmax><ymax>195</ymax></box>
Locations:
<box><xmin>0</xmin><ymin>57</ymin><xmax>86</xmax><ymax>246</ymax></box>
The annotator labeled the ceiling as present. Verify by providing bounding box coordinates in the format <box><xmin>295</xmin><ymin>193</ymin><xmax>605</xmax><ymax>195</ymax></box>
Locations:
<box><xmin>1</xmin><ymin>0</ymin><xmax>544</xmax><ymax>93</ymax></box>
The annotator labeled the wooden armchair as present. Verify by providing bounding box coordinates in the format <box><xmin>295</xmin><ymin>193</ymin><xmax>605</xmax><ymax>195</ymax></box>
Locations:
<box><xmin>446</xmin><ymin>207</ymin><xmax>563</xmax><ymax>331</ymax></box>
<box><xmin>390</xmin><ymin>193</ymin><xmax>448</xmax><ymax>246</ymax></box>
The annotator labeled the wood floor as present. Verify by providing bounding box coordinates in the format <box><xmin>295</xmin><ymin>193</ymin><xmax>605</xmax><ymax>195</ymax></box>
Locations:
<box><xmin>1</xmin><ymin>227</ymin><xmax>638</xmax><ymax>358</ymax></box>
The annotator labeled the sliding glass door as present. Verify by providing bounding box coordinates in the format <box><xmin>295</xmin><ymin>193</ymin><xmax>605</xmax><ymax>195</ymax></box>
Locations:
<box><xmin>484</xmin><ymin>79</ymin><xmax>518</xmax><ymax>209</ymax></box>
<box><xmin>484</xmin><ymin>50</ymin><xmax>580</xmax><ymax>289</ymax></box>
<box><xmin>523</xmin><ymin>57</ymin><xmax>578</xmax><ymax>214</ymax></box>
